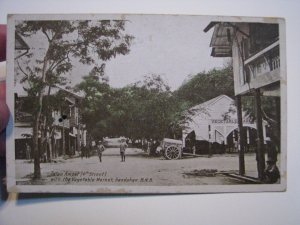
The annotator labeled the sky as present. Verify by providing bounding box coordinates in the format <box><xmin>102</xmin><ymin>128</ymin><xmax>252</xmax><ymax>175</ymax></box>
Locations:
<box><xmin>17</xmin><ymin>15</ymin><xmax>226</xmax><ymax>92</ymax></box>
<box><xmin>70</xmin><ymin>15</ymin><xmax>225</xmax><ymax>91</ymax></box>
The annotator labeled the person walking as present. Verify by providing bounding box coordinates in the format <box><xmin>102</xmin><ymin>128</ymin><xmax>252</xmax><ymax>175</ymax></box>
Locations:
<box><xmin>120</xmin><ymin>139</ymin><xmax>128</xmax><ymax>162</ymax></box>
<box><xmin>264</xmin><ymin>137</ymin><xmax>280</xmax><ymax>183</ymax></box>
<box><xmin>81</xmin><ymin>144</ymin><xmax>85</xmax><ymax>159</ymax></box>
<box><xmin>25</xmin><ymin>143</ymin><xmax>31</xmax><ymax>160</ymax></box>
<box><xmin>97</xmin><ymin>141</ymin><xmax>105</xmax><ymax>163</ymax></box>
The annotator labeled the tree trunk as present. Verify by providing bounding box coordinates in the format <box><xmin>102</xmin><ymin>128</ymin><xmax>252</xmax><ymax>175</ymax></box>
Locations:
<box><xmin>48</xmin><ymin>135</ymin><xmax>52</xmax><ymax>162</ymax></box>
<box><xmin>52</xmin><ymin>137</ymin><xmax>57</xmax><ymax>159</ymax></box>
<box><xmin>45</xmin><ymin>86</ymin><xmax>53</xmax><ymax>162</ymax></box>
<box><xmin>33</xmin><ymin>55</ymin><xmax>48</xmax><ymax>179</ymax></box>
<box><xmin>33</xmin><ymin>120</ymin><xmax>41</xmax><ymax>179</ymax></box>
<box><xmin>62</xmin><ymin>125</ymin><xmax>65</xmax><ymax>156</ymax></box>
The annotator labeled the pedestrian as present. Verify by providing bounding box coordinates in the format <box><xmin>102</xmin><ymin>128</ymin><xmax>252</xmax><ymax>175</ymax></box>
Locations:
<box><xmin>265</xmin><ymin>137</ymin><xmax>278</xmax><ymax>163</ymax></box>
<box><xmin>192</xmin><ymin>144</ymin><xmax>196</xmax><ymax>155</ymax></box>
<box><xmin>264</xmin><ymin>157</ymin><xmax>280</xmax><ymax>184</ymax></box>
<box><xmin>120</xmin><ymin>139</ymin><xmax>128</xmax><ymax>162</ymax></box>
<box><xmin>234</xmin><ymin>140</ymin><xmax>239</xmax><ymax>153</ymax></box>
<box><xmin>97</xmin><ymin>141</ymin><xmax>105</xmax><ymax>163</ymax></box>
<box><xmin>81</xmin><ymin>144</ymin><xmax>85</xmax><ymax>159</ymax></box>
<box><xmin>85</xmin><ymin>144</ymin><xmax>90</xmax><ymax>158</ymax></box>
<box><xmin>25</xmin><ymin>143</ymin><xmax>31</xmax><ymax>160</ymax></box>
<box><xmin>86</xmin><ymin>136</ymin><xmax>92</xmax><ymax>158</ymax></box>
<box><xmin>263</xmin><ymin>137</ymin><xmax>280</xmax><ymax>183</ymax></box>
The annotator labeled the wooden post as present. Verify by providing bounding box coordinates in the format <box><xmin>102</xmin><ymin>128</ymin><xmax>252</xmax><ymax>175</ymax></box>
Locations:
<box><xmin>275</xmin><ymin>97</ymin><xmax>281</xmax><ymax>151</ymax></box>
<box><xmin>236</xmin><ymin>95</ymin><xmax>245</xmax><ymax>175</ymax></box>
<box><xmin>255</xmin><ymin>89</ymin><xmax>265</xmax><ymax>180</ymax></box>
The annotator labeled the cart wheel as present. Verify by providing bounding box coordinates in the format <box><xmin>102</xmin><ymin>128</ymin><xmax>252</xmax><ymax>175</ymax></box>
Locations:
<box><xmin>164</xmin><ymin>145</ymin><xmax>181</xmax><ymax>160</ymax></box>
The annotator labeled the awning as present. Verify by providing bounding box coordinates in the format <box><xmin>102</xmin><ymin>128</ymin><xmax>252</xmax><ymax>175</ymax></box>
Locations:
<box><xmin>204</xmin><ymin>22</ymin><xmax>233</xmax><ymax>57</ymax></box>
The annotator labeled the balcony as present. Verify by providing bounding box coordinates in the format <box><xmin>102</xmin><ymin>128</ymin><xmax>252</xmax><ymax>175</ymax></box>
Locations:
<box><xmin>243</xmin><ymin>40</ymin><xmax>280</xmax><ymax>88</ymax></box>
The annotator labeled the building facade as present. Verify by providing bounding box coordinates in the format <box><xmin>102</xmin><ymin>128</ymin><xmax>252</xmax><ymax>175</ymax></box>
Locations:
<box><xmin>206</xmin><ymin>22</ymin><xmax>280</xmax><ymax>96</ymax></box>
<box><xmin>14</xmin><ymin>32</ymin><xmax>86</xmax><ymax>160</ymax></box>
<box><xmin>15</xmin><ymin>86</ymin><xmax>86</xmax><ymax>160</ymax></box>
<box><xmin>204</xmin><ymin>21</ymin><xmax>282</xmax><ymax>178</ymax></box>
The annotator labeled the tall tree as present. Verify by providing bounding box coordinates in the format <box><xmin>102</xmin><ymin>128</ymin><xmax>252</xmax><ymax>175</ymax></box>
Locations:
<box><xmin>121</xmin><ymin>74</ymin><xmax>173</xmax><ymax>141</ymax></box>
<box><xmin>75</xmin><ymin>69</ymin><xmax>113</xmax><ymax>140</ymax></box>
<box><xmin>169</xmin><ymin>63</ymin><xmax>234</xmax><ymax>138</ymax></box>
<box><xmin>15</xmin><ymin>20</ymin><xmax>134</xmax><ymax>178</ymax></box>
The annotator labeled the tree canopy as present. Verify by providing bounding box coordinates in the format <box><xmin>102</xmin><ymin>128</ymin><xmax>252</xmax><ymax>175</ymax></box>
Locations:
<box><xmin>174</xmin><ymin>64</ymin><xmax>234</xmax><ymax>107</ymax></box>
<box><xmin>16</xmin><ymin>19</ymin><xmax>134</xmax><ymax>178</ymax></box>
<box><xmin>76</xmin><ymin>64</ymin><xmax>234</xmax><ymax>144</ymax></box>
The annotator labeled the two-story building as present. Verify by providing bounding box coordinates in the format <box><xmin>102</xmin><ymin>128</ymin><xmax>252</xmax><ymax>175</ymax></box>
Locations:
<box><xmin>205</xmin><ymin>22</ymin><xmax>280</xmax><ymax>96</ymax></box>
<box><xmin>204</xmin><ymin>20</ymin><xmax>284</xmax><ymax>179</ymax></box>
<box><xmin>15</xmin><ymin>84</ymin><xmax>86</xmax><ymax>160</ymax></box>
<box><xmin>14</xmin><ymin>32</ymin><xmax>86</xmax><ymax>161</ymax></box>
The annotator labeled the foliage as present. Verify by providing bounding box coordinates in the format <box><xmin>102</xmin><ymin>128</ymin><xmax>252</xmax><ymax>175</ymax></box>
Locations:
<box><xmin>75</xmin><ymin>72</ymin><xmax>113</xmax><ymax>139</ymax></box>
<box><xmin>15</xmin><ymin>19</ymin><xmax>134</xmax><ymax>178</ymax></box>
<box><xmin>241</xmin><ymin>95</ymin><xmax>281</xmax><ymax>149</ymax></box>
<box><xmin>174</xmin><ymin>64</ymin><xmax>234</xmax><ymax>107</ymax></box>
<box><xmin>77</xmin><ymin>64</ymin><xmax>234</xmax><ymax>143</ymax></box>
<box><xmin>77</xmin><ymin>74</ymin><xmax>175</xmax><ymax>141</ymax></box>
<box><xmin>167</xmin><ymin>63</ymin><xmax>234</xmax><ymax>137</ymax></box>
<box><xmin>16</xmin><ymin>20</ymin><xmax>134</xmax><ymax>97</ymax></box>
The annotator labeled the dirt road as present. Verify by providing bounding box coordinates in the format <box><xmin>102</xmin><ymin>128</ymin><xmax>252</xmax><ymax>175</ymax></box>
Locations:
<box><xmin>16</xmin><ymin>147</ymin><xmax>261</xmax><ymax>186</ymax></box>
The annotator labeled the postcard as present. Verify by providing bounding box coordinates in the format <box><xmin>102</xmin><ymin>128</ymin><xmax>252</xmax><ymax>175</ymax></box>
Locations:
<box><xmin>6</xmin><ymin>14</ymin><xmax>286</xmax><ymax>193</ymax></box>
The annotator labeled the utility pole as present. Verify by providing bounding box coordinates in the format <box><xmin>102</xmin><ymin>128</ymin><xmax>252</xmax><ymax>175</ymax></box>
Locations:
<box><xmin>255</xmin><ymin>89</ymin><xmax>265</xmax><ymax>180</ymax></box>
<box><xmin>236</xmin><ymin>95</ymin><xmax>245</xmax><ymax>175</ymax></box>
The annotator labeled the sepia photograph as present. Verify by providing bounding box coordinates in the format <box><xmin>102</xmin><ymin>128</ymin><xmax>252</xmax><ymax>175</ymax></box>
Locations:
<box><xmin>6</xmin><ymin>14</ymin><xmax>286</xmax><ymax>193</ymax></box>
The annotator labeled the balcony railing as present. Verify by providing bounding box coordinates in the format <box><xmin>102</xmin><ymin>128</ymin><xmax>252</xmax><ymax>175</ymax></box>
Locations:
<box><xmin>244</xmin><ymin>40</ymin><xmax>280</xmax><ymax>79</ymax></box>
<box><xmin>271</xmin><ymin>55</ymin><xmax>280</xmax><ymax>71</ymax></box>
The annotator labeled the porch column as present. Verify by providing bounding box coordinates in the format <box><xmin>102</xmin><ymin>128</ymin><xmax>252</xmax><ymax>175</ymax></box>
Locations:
<box><xmin>236</xmin><ymin>95</ymin><xmax>245</xmax><ymax>175</ymax></box>
<box><xmin>275</xmin><ymin>97</ymin><xmax>281</xmax><ymax>151</ymax></box>
<box><xmin>255</xmin><ymin>89</ymin><xmax>266</xmax><ymax>180</ymax></box>
<box><xmin>247</xmin><ymin>127</ymin><xmax>250</xmax><ymax>144</ymax></box>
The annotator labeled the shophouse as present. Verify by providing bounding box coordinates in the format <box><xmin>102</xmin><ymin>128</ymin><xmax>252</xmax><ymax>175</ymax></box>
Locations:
<box><xmin>204</xmin><ymin>21</ymin><xmax>283</xmax><ymax>179</ymax></box>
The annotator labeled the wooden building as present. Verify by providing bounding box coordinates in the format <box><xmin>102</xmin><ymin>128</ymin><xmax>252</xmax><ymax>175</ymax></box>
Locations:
<box><xmin>15</xmin><ymin>85</ymin><xmax>86</xmax><ymax>160</ymax></box>
<box><xmin>14</xmin><ymin>32</ymin><xmax>86</xmax><ymax>160</ymax></box>
<box><xmin>204</xmin><ymin>21</ymin><xmax>282</xmax><ymax>179</ymax></box>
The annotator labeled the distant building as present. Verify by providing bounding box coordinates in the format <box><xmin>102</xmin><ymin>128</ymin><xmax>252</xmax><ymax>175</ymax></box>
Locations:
<box><xmin>15</xmin><ymin>85</ymin><xmax>86</xmax><ymax>160</ymax></box>
<box><xmin>182</xmin><ymin>95</ymin><xmax>267</xmax><ymax>153</ymax></box>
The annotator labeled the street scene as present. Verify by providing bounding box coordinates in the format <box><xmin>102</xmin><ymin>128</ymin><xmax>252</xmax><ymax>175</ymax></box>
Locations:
<box><xmin>16</xmin><ymin>147</ymin><xmax>264</xmax><ymax>186</ymax></box>
<box><xmin>8</xmin><ymin>14</ymin><xmax>284</xmax><ymax>192</ymax></box>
